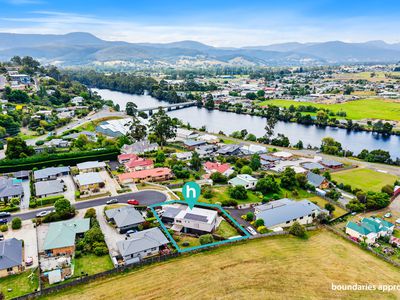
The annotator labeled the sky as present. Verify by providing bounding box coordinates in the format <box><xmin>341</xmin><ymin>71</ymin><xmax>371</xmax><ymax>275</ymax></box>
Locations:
<box><xmin>0</xmin><ymin>0</ymin><xmax>399</xmax><ymax>47</ymax></box>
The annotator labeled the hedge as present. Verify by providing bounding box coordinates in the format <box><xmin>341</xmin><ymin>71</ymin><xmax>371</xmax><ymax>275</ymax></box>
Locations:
<box><xmin>0</xmin><ymin>148</ymin><xmax>119</xmax><ymax>172</ymax></box>
<box><xmin>30</xmin><ymin>195</ymin><xmax>65</xmax><ymax>208</ymax></box>
<box><xmin>0</xmin><ymin>206</ymin><xmax>20</xmax><ymax>213</ymax></box>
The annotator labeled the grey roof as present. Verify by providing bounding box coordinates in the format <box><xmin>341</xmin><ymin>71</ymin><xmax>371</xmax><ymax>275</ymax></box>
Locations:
<box><xmin>255</xmin><ymin>199</ymin><xmax>322</xmax><ymax>228</ymax></box>
<box><xmin>63</xmin><ymin>131</ymin><xmax>96</xmax><ymax>140</ymax></box>
<box><xmin>0</xmin><ymin>177</ymin><xmax>24</xmax><ymax>198</ymax></box>
<box><xmin>321</xmin><ymin>159</ymin><xmax>343</xmax><ymax>167</ymax></box>
<box><xmin>117</xmin><ymin>227</ymin><xmax>169</xmax><ymax>257</ymax></box>
<box><xmin>260</xmin><ymin>154</ymin><xmax>280</xmax><ymax>162</ymax></box>
<box><xmin>217</xmin><ymin>144</ymin><xmax>241</xmax><ymax>155</ymax></box>
<box><xmin>306</xmin><ymin>172</ymin><xmax>327</xmax><ymax>187</ymax></box>
<box><xmin>13</xmin><ymin>170</ymin><xmax>30</xmax><ymax>179</ymax></box>
<box><xmin>122</xmin><ymin>140</ymin><xmax>158</xmax><ymax>154</ymax></box>
<box><xmin>33</xmin><ymin>166</ymin><xmax>70</xmax><ymax>180</ymax></box>
<box><xmin>75</xmin><ymin>172</ymin><xmax>104</xmax><ymax>186</ymax></box>
<box><xmin>35</xmin><ymin>180</ymin><xmax>64</xmax><ymax>197</ymax></box>
<box><xmin>162</xmin><ymin>206</ymin><xmax>181</xmax><ymax>219</ymax></box>
<box><xmin>0</xmin><ymin>238</ymin><xmax>23</xmax><ymax>270</ymax></box>
<box><xmin>183</xmin><ymin>139</ymin><xmax>206</xmax><ymax>147</ymax></box>
<box><xmin>76</xmin><ymin>161</ymin><xmax>106</xmax><ymax>170</ymax></box>
<box><xmin>302</xmin><ymin>162</ymin><xmax>325</xmax><ymax>170</ymax></box>
<box><xmin>105</xmin><ymin>206</ymin><xmax>145</xmax><ymax>228</ymax></box>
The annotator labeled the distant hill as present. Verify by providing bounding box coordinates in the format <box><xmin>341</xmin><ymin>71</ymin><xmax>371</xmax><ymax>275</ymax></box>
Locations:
<box><xmin>0</xmin><ymin>32</ymin><xmax>399</xmax><ymax>67</ymax></box>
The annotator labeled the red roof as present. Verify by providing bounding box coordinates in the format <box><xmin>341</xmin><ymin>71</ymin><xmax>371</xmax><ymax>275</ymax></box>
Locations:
<box><xmin>118</xmin><ymin>153</ymin><xmax>139</xmax><ymax>162</ymax></box>
<box><xmin>118</xmin><ymin>167</ymin><xmax>172</xmax><ymax>181</ymax></box>
<box><xmin>203</xmin><ymin>161</ymin><xmax>231</xmax><ymax>174</ymax></box>
<box><xmin>125</xmin><ymin>158</ymin><xmax>153</xmax><ymax>169</ymax></box>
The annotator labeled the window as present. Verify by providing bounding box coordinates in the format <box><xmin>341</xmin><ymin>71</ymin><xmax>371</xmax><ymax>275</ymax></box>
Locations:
<box><xmin>300</xmin><ymin>216</ymin><xmax>303</xmax><ymax>220</ymax></box>
<box><xmin>286</xmin><ymin>221</ymin><xmax>290</xmax><ymax>224</ymax></box>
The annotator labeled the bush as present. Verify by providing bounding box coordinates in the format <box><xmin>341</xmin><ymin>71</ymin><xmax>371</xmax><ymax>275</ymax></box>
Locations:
<box><xmin>11</xmin><ymin>217</ymin><xmax>22</xmax><ymax>230</ymax></box>
<box><xmin>0</xmin><ymin>224</ymin><xmax>8</xmax><ymax>232</ymax></box>
<box><xmin>289</xmin><ymin>221</ymin><xmax>306</xmax><ymax>238</ymax></box>
<box><xmin>229</xmin><ymin>186</ymin><xmax>248</xmax><ymax>200</ymax></box>
<box><xmin>94</xmin><ymin>246</ymin><xmax>109</xmax><ymax>256</ymax></box>
<box><xmin>29</xmin><ymin>201</ymin><xmax>37</xmax><ymax>208</ymax></box>
<box><xmin>246</xmin><ymin>212</ymin><xmax>254</xmax><ymax>221</ymax></box>
<box><xmin>199</xmin><ymin>234</ymin><xmax>214</xmax><ymax>245</ymax></box>
<box><xmin>257</xmin><ymin>226</ymin><xmax>268</xmax><ymax>234</ymax></box>
<box><xmin>0</xmin><ymin>206</ymin><xmax>20</xmax><ymax>212</ymax></box>
<box><xmin>254</xmin><ymin>218</ymin><xmax>264</xmax><ymax>227</ymax></box>
<box><xmin>182</xmin><ymin>241</ymin><xmax>190</xmax><ymax>247</ymax></box>
<box><xmin>75</xmin><ymin>191</ymin><xmax>81</xmax><ymax>198</ymax></box>
<box><xmin>221</xmin><ymin>199</ymin><xmax>238</xmax><ymax>207</ymax></box>
<box><xmin>84</xmin><ymin>208</ymin><xmax>96</xmax><ymax>219</ymax></box>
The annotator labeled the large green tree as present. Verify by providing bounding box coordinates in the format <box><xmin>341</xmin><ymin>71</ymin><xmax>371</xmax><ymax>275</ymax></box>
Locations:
<box><xmin>149</xmin><ymin>108</ymin><xmax>177</xmax><ymax>147</ymax></box>
<box><xmin>5</xmin><ymin>137</ymin><xmax>35</xmax><ymax>159</ymax></box>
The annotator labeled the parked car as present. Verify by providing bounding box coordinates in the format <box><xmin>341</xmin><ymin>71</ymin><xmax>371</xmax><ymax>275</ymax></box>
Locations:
<box><xmin>106</xmin><ymin>198</ymin><xmax>119</xmax><ymax>205</ymax></box>
<box><xmin>125</xmin><ymin>229</ymin><xmax>136</xmax><ymax>236</ymax></box>
<box><xmin>36</xmin><ymin>210</ymin><xmax>51</xmax><ymax>218</ymax></box>
<box><xmin>127</xmin><ymin>199</ymin><xmax>139</xmax><ymax>205</ymax></box>
<box><xmin>0</xmin><ymin>233</ymin><xmax>4</xmax><ymax>241</ymax></box>
<box><xmin>384</xmin><ymin>212</ymin><xmax>392</xmax><ymax>218</ymax></box>
<box><xmin>246</xmin><ymin>226</ymin><xmax>257</xmax><ymax>236</ymax></box>
<box><xmin>25</xmin><ymin>257</ymin><xmax>33</xmax><ymax>267</ymax></box>
<box><xmin>0</xmin><ymin>212</ymin><xmax>11</xmax><ymax>218</ymax></box>
<box><xmin>0</xmin><ymin>218</ymin><xmax>8</xmax><ymax>225</ymax></box>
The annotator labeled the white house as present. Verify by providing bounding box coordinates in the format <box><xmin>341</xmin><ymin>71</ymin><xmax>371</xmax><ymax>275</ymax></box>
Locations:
<box><xmin>228</xmin><ymin>174</ymin><xmax>258</xmax><ymax>189</ymax></box>
<box><xmin>198</xmin><ymin>134</ymin><xmax>219</xmax><ymax>144</ymax></box>
<box><xmin>176</xmin><ymin>128</ymin><xmax>199</xmax><ymax>140</ymax></box>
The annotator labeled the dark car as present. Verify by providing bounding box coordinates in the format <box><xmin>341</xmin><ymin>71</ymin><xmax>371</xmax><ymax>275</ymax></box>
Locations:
<box><xmin>0</xmin><ymin>233</ymin><xmax>4</xmax><ymax>241</ymax></box>
<box><xmin>0</xmin><ymin>218</ymin><xmax>8</xmax><ymax>225</ymax></box>
<box><xmin>0</xmin><ymin>212</ymin><xmax>11</xmax><ymax>218</ymax></box>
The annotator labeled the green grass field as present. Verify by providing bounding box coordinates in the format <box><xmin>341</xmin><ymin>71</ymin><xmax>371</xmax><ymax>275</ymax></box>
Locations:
<box><xmin>0</xmin><ymin>269</ymin><xmax>39</xmax><ymax>299</ymax></box>
<box><xmin>215</xmin><ymin>220</ymin><xmax>240</xmax><ymax>238</ymax></box>
<box><xmin>43</xmin><ymin>230</ymin><xmax>400</xmax><ymax>300</ymax></box>
<box><xmin>331</xmin><ymin>168</ymin><xmax>399</xmax><ymax>192</ymax></box>
<box><xmin>73</xmin><ymin>254</ymin><xmax>114</xmax><ymax>276</ymax></box>
<box><xmin>257</xmin><ymin>98</ymin><xmax>400</xmax><ymax>121</ymax></box>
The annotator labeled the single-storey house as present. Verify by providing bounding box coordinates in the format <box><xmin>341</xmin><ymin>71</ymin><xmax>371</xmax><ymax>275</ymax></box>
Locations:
<box><xmin>345</xmin><ymin>217</ymin><xmax>394</xmax><ymax>245</ymax></box>
<box><xmin>75</xmin><ymin>172</ymin><xmax>104</xmax><ymax>191</ymax></box>
<box><xmin>118</xmin><ymin>168</ymin><xmax>172</xmax><ymax>184</ymax></box>
<box><xmin>203</xmin><ymin>162</ymin><xmax>234</xmax><ymax>177</ymax></box>
<box><xmin>240</xmin><ymin>144</ymin><xmax>267</xmax><ymax>155</ymax></box>
<box><xmin>12</xmin><ymin>170</ymin><xmax>30</xmax><ymax>180</ymax></box>
<box><xmin>105</xmin><ymin>206</ymin><xmax>145</xmax><ymax>233</ymax></box>
<box><xmin>198</xmin><ymin>134</ymin><xmax>219</xmax><ymax>144</ymax></box>
<box><xmin>254</xmin><ymin>198</ymin><xmax>326</xmax><ymax>229</ymax></box>
<box><xmin>117</xmin><ymin>153</ymin><xmax>139</xmax><ymax>164</ymax></box>
<box><xmin>34</xmin><ymin>180</ymin><xmax>65</xmax><ymax>198</ymax></box>
<box><xmin>228</xmin><ymin>174</ymin><xmax>258</xmax><ymax>189</ymax></box>
<box><xmin>320</xmin><ymin>159</ymin><xmax>344</xmax><ymax>169</ymax></box>
<box><xmin>124</xmin><ymin>157</ymin><xmax>154</xmax><ymax>172</ymax></box>
<box><xmin>301</xmin><ymin>162</ymin><xmax>325</xmax><ymax>172</ymax></box>
<box><xmin>76</xmin><ymin>161</ymin><xmax>106</xmax><ymax>173</ymax></box>
<box><xmin>0</xmin><ymin>177</ymin><xmax>24</xmax><ymax>202</ymax></box>
<box><xmin>306</xmin><ymin>172</ymin><xmax>329</xmax><ymax>189</ymax></box>
<box><xmin>43</xmin><ymin>219</ymin><xmax>90</xmax><ymax>256</ymax></box>
<box><xmin>116</xmin><ymin>227</ymin><xmax>169</xmax><ymax>264</ymax></box>
<box><xmin>174</xmin><ymin>152</ymin><xmax>193</xmax><ymax>161</ymax></box>
<box><xmin>121</xmin><ymin>140</ymin><xmax>158</xmax><ymax>154</ymax></box>
<box><xmin>183</xmin><ymin>139</ymin><xmax>206</xmax><ymax>150</ymax></box>
<box><xmin>195</xmin><ymin>144</ymin><xmax>218</xmax><ymax>158</ymax></box>
<box><xmin>0</xmin><ymin>238</ymin><xmax>23</xmax><ymax>278</ymax></box>
<box><xmin>217</xmin><ymin>144</ymin><xmax>242</xmax><ymax>156</ymax></box>
<box><xmin>176</xmin><ymin>128</ymin><xmax>199</xmax><ymax>140</ymax></box>
<box><xmin>271</xmin><ymin>151</ymin><xmax>293</xmax><ymax>160</ymax></box>
<box><xmin>33</xmin><ymin>166</ymin><xmax>70</xmax><ymax>181</ymax></box>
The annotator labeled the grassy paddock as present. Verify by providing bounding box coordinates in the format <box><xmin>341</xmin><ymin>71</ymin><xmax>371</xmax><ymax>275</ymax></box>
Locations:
<box><xmin>257</xmin><ymin>98</ymin><xmax>400</xmax><ymax>121</ymax></box>
<box><xmin>331</xmin><ymin>168</ymin><xmax>398</xmax><ymax>192</ymax></box>
<box><xmin>43</xmin><ymin>230</ymin><xmax>400</xmax><ymax>300</ymax></box>
<box><xmin>73</xmin><ymin>254</ymin><xmax>114</xmax><ymax>276</ymax></box>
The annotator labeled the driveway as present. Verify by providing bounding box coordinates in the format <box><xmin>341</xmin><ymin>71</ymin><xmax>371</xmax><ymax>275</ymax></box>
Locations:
<box><xmin>100</xmin><ymin>170</ymin><xmax>120</xmax><ymax>196</ymax></box>
<box><xmin>96</xmin><ymin>205</ymin><xmax>120</xmax><ymax>257</ymax></box>
<box><xmin>61</xmin><ymin>175</ymin><xmax>76</xmax><ymax>204</ymax></box>
<box><xmin>4</xmin><ymin>220</ymin><xmax>39</xmax><ymax>268</ymax></box>
<box><xmin>20</xmin><ymin>180</ymin><xmax>31</xmax><ymax>210</ymax></box>
<box><xmin>226</xmin><ymin>207</ymin><xmax>255</xmax><ymax>229</ymax></box>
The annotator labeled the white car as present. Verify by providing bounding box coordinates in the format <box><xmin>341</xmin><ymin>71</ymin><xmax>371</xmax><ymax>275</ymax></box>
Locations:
<box><xmin>36</xmin><ymin>210</ymin><xmax>51</xmax><ymax>218</ymax></box>
<box><xmin>247</xmin><ymin>226</ymin><xmax>257</xmax><ymax>236</ymax></box>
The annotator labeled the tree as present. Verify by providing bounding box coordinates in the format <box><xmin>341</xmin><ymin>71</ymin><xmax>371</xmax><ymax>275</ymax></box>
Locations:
<box><xmin>204</xmin><ymin>94</ymin><xmax>214</xmax><ymax>109</ymax></box>
<box><xmin>246</xmin><ymin>212</ymin><xmax>254</xmax><ymax>221</ymax></box>
<box><xmin>7</xmin><ymin>90</ymin><xmax>30</xmax><ymax>103</ymax></box>
<box><xmin>294</xmin><ymin>140</ymin><xmax>303</xmax><ymax>149</ymax></box>
<box><xmin>256</xmin><ymin>176</ymin><xmax>280</xmax><ymax>195</ymax></box>
<box><xmin>381</xmin><ymin>184</ymin><xmax>394</xmax><ymax>196</ymax></box>
<box><xmin>249</xmin><ymin>154</ymin><xmax>261</xmax><ymax>171</ymax></box>
<box><xmin>190</xmin><ymin>151</ymin><xmax>201</xmax><ymax>171</ymax></box>
<box><xmin>323</xmin><ymin>171</ymin><xmax>331</xmax><ymax>181</ymax></box>
<box><xmin>324</xmin><ymin>203</ymin><xmax>335</xmax><ymax>215</ymax></box>
<box><xmin>73</xmin><ymin>134</ymin><xmax>89</xmax><ymax>150</ymax></box>
<box><xmin>5</xmin><ymin>137</ymin><xmax>35</xmax><ymax>159</ymax></box>
<box><xmin>127</xmin><ymin>115</ymin><xmax>147</xmax><ymax>142</ymax></box>
<box><xmin>149</xmin><ymin>108</ymin><xmax>177</xmax><ymax>147</ymax></box>
<box><xmin>54</xmin><ymin>198</ymin><xmax>73</xmax><ymax>215</ymax></box>
<box><xmin>245</xmin><ymin>133</ymin><xmax>257</xmax><ymax>141</ymax></box>
<box><xmin>210</xmin><ymin>172</ymin><xmax>228</xmax><ymax>184</ymax></box>
<box><xmin>295</xmin><ymin>173</ymin><xmax>308</xmax><ymax>188</ymax></box>
<box><xmin>254</xmin><ymin>218</ymin><xmax>264</xmax><ymax>227</ymax></box>
<box><xmin>264</xmin><ymin>106</ymin><xmax>279</xmax><ymax>138</ymax></box>
<box><xmin>240</xmin><ymin>165</ymin><xmax>253</xmax><ymax>175</ymax></box>
<box><xmin>126</xmin><ymin>102</ymin><xmax>138</xmax><ymax>116</ymax></box>
<box><xmin>155</xmin><ymin>150</ymin><xmax>166</xmax><ymax>163</ymax></box>
<box><xmin>320</xmin><ymin>137</ymin><xmax>342</xmax><ymax>155</ymax></box>
<box><xmin>256</xmin><ymin>90</ymin><xmax>265</xmax><ymax>98</ymax></box>
<box><xmin>199</xmin><ymin>234</ymin><xmax>214</xmax><ymax>245</ymax></box>
<box><xmin>11</xmin><ymin>217</ymin><xmax>22</xmax><ymax>230</ymax></box>
<box><xmin>280</xmin><ymin>167</ymin><xmax>297</xmax><ymax>190</ymax></box>
<box><xmin>289</xmin><ymin>221</ymin><xmax>306</xmax><ymax>238</ymax></box>
<box><xmin>229</xmin><ymin>185</ymin><xmax>248</xmax><ymax>200</ymax></box>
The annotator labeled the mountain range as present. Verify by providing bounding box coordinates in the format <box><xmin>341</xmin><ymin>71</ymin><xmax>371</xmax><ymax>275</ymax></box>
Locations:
<box><xmin>0</xmin><ymin>32</ymin><xmax>400</xmax><ymax>68</ymax></box>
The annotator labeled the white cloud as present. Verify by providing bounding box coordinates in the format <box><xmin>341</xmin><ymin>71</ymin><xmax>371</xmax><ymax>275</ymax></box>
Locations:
<box><xmin>0</xmin><ymin>10</ymin><xmax>399</xmax><ymax>46</ymax></box>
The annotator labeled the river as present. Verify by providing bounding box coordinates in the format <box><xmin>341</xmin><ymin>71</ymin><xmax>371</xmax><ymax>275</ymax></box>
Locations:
<box><xmin>93</xmin><ymin>88</ymin><xmax>400</xmax><ymax>159</ymax></box>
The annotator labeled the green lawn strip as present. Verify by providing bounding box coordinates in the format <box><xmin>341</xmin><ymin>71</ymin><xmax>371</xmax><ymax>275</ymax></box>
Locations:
<box><xmin>174</xmin><ymin>234</ymin><xmax>200</xmax><ymax>249</ymax></box>
<box><xmin>0</xmin><ymin>269</ymin><xmax>39</xmax><ymax>299</ymax></box>
<box><xmin>73</xmin><ymin>254</ymin><xmax>114</xmax><ymax>277</ymax></box>
<box><xmin>215</xmin><ymin>220</ymin><xmax>240</xmax><ymax>238</ymax></box>
<box><xmin>307</xmin><ymin>196</ymin><xmax>347</xmax><ymax>219</ymax></box>
<box><xmin>331</xmin><ymin>168</ymin><xmax>398</xmax><ymax>192</ymax></box>
<box><xmin>257</xmin><ymin>98</ymin><xmax>400</xmax><ymax>121</ymax></box>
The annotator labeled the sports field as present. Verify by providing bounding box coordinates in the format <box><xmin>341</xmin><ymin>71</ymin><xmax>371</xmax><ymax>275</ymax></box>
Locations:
<box><xmin>331</xmin><ymin>168</ymin><xmax>399</xmax><ymax>192</ymax></box>
<box><xmin>44</xmin><ymin>230</ymin><xmax>400</xmax><ymax>300</ymax></box>
<box><xmin>257</xmin><ymin>98</ymin><xmax>400</xmax><ymax>121</ymax></box>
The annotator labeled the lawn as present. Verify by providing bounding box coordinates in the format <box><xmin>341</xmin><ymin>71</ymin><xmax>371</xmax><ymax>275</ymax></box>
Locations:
<box><xmin>174</xmin><ymin>234</ymin><xmax>200</xmax><ymax>249</ymax></box>
<box><xmin>307</xmin><ymin>196</ymin><xmax>347</xmax><ymax>219</ymax></box>
<box><xmin>73</xmin><ymin>254</ymin><xmax>114</xmax><ymax>277</ymax></box>
<box><xmin>331</xmin><ymin>168</ymin><xmax>398</xmax><ymax>192</ymax></box>
<box><xmin>257</xmin><ymin>98</ymin><xmax>400</xmax><ymax>121</ymax></box>
<box><xmin>215</xmin><ymin>220</ymin><xmax>240</xmax><ymax>238</ymax></box>
<box><xmin>43</xmin><ymin>230</ymin><xmax>400</xmax><ymax>300</ymax></box>
<box><xmin>0</xmin><ymin>269</ymin><xmax>39</xmax><ymax>299</ymax></box>
<box><xmin>199</xmin><ymin>186</ymin><xmax>261</xmax><ymax>204</ymax></box>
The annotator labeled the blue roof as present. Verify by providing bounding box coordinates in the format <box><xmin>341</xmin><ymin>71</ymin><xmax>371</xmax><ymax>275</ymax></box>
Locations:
<box><xmin>255</xmin><ymin>199</ymin><xmax>322</xmax><ymax>228</ymax></box>
<box><xmin>183</xmin><ymin>139</ymin><xmax>206</xmax><ymax>147</ymax></box>
<box><xmin>307</xmin><ymin>172</ymin><xmax>326</xmax><ymax>187</ymax></box>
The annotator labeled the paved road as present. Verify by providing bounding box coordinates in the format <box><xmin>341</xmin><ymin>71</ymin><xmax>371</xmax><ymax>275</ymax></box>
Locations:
<box><xmin>7</xmin><ymin>190</ymin><xmax>167</xmax><ymax>221</ymax></box>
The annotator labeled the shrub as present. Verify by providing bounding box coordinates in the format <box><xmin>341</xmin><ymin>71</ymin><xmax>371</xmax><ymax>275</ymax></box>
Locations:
<box><xmin>182</xmin><ymin>241</ymin><xmax>190</xmax><ymax>247</ymax></box>
<box><xmin>254</xmin><ymin>218</ymin><xmax>264</xmax><ymax>227</ymax></box>
<box><xmin>75</xmin><ymin>191</ymin><xmax>81</xmax><ymax>198</ymax></box>
<box><xmin>229</xmin><ymin>186</ymin><xmax>248</xmax><ymax>200</ymax></box>
<box><xmin>246</xmin><ymin>212</ymin><xmax>254</xmax><ymax>221</ymax></box>
<box><xmin>257</xmin><ymin>226</ymin><xmax>268</xmax><ymax>234</ymax></box>
<box><xmin>289</xmin><ymin>221</ymin><xmax>306</xmax><ymax>238</ymax></box>
<box><xmin>11</xmin><ymin>217</ymin><xmax>22</xmax><ymax>230</ymax></box>
<box><xmin>94</xmin><ymin>246</ymin><xmax>109</xmax><ymax>256</ymax></box>
<box><xmin>221</xmin><ymin>199</ymin><xmax>238</xmax><ymax>207</ymax></box>
<box><xmin>0</xmin><ymin>224</ymin><xmax>8</xmax><ymax>232</ymax></box>
<box><xmin>29</xmin><ymin>201</ymin><xmax>37</xmax><ymax>208</ymax></box>
<box><xmin>84</xmin><ymin>208</ymin><xmax>96</xmax><ymax>219</ymax></box>
<box><xmin>199</xmin><ymin>234</ymin><xmax>214</xmax><ymax>245</ymax></box>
